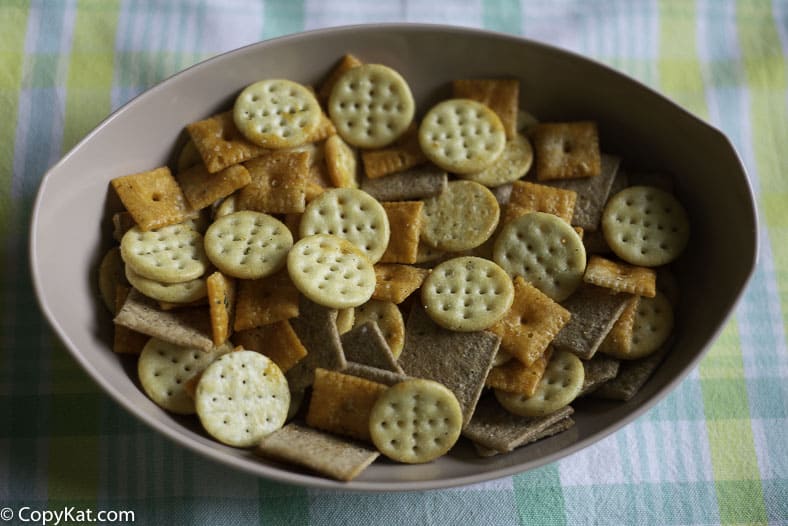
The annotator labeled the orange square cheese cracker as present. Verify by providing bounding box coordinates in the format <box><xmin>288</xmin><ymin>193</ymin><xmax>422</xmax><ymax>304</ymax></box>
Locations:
<box><xmin>233</xmin><ymin>320</ymin><xmax>308</xmax><ymax>373</ymax></box>
<box><xmin>361</xmin><ymin>124</ymin><xmax>427</xmax><ymax>179</ymax></box>
<box><xmin>239</xmin><ymin>151</ymin><xmax>310</xmax><ymax>213</ymax></box>
<box><xmin>306</xmin><ymin>110</ymin><xmax>337</xmax><ymax>143</ymax></box>
<box><xmin>304</xmin><ymin>154</ymin><xmax>331</xmax><ymax>202</ymax></box>
<box><xmin>583</xmin><ymin>255</ymin><xmax>657</xmax><ymax>297</ymax></box>
<box><xmin>533</xmin><ymin>121</ymin><xmax>601</xmax><ymax>181</ymax></box>
<box><xmin>503</xmin><ymin>180</ymin><xmax>577</xmax><ymax>226</ymax></box>
<box><xmin>176</xmin><ymin>163</ymin><xmax>251</xmax><ymax>211</ymax></box>
<box><xmin>452</xmin><ymin>79</ymin><xmax>519</xmax><ymax>139</ymax></box>
<box><xmin>111</xmin><ymin>166</ymin><xmax>189</xmax><ymax>231</ymax></box>
<box><xmin>206</xmin><ymin>271</ymin><xmax>236</xmax><ymax>346</ymax></box>
<box><xmin>233</xmin><ymin>270</ymin><xmax>299</xmax><ymax>331</ymax></box>
<box><xmin>186</xmin><ymin>111</ymin><xmax>267</xmax><ymax>173</ymax></box>
<box><xmin>488</xmin><ymin>276</ymin><xmax>571</xmax><ymax>366</ymax></box>
<box><xmin>317</xmin><ymin>53</ymin><xmax>363</xmax><ymax>103</ymax></box>
<box><xmin>379</xmin><ymin>201</ymin><xmax>423</xmax><ymax>264</ymax></box>
<box><xmin>485</xmin><ymin>347</ymin><xmax>552</xmax><ymax>396</ymax></box>
<box><xmin>599</xmin><ymin>295</ymin><xmax>640</xmax><ymax>357</ymax></box>
<box><xmin>373</xmin><ymin>264</ymin><xmax>430</xmax><ymax>304</ymax></box>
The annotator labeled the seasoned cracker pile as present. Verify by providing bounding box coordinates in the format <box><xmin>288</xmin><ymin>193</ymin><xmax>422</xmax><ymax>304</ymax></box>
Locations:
<box><xmin>99</xmin><ymin>54</ymin><xmax>690</xmax><ymax>481</ymax></box>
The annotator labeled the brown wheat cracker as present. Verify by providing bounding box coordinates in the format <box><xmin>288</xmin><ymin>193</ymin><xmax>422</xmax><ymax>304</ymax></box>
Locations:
<box><xmin>233</xmin><ymin>270</ymin><xmax>299</xmax><ymax>331</ymax></box>
<box><xmin>353</xmin><ymin>299</ymin><xmax>405</xmax><ymax>358</ymax></box>
<box><xmin>379</xmin><ymin>201</ymin><xmax>423</xmax><ymax>264</ymax></box>
<box><xmin>373</xmin><ymin>264</ymin><xmax>430</xmax><ymax>304</ymax></box>
<box><xmin>592</xmin><ymin>345</ymin><xmax>670</xmax><ymax>401</ymax></box>
<box><xmin>488</xmin><ymin>276</ymin><xmax>571</xmax><ymax>366</ymax></box>
<box><xmin>361</xmin><ymin>124</ymin><xmax>427</xmax><ymax>179</ymax></box>
<box><xmin>233</xmin><ymin>320</ymin><xmax>307</xmax><ymax>373</ymax></box>
<box><xmin>317</xmin><ymin>53</ymin><xmax>363</xmax><ymax>104</ymax></box>
<box><xmin>111</xmin><ymin>166</ymin><xmax>190</xmax><ymax>231</ymax></box>
<box><xmin>186</xmin><ymin>112</ymin><xmax>267</xmax><ymax>173</ymax></box>
<box><xmin>583</xmin><ymin>255</ymin><xmax>656</xmax><ymax>297</ymax></box>
<box><xmin>485</xmin><ymin>346</ymin><xmax>551</xmax><ymax>396</ymax></box>
<box><xmin>342</xmin><ymin>362</ymin><xmax>410</xmax><ymax>386</ymax></box>
<box><xmin>176</xmin><ymin>163</ymin><xmax>251</xmax><ymax>211</ymax></box>
<box><xmin>473</xmin><ymin>417</ymin><xmax>575</xmax><ymax>457</ymax></box>
<box><xmin>341</xmin><ymin>321</ymin><xmax>403</xmax><ymax>373</ymax></box>
<box><xmin>533</xmin><ymin>121</ymin><xmax>601</xmax><ymax>181</ymax></box>
<box><xmin>502</xmin><ymin>180</ymin><xmax>578</xmax><ymax>225</ymax></box>
<box><xmin>578</xmin><ymin>354</ymin><xmax>621</xmax><ymax>396</ymax></box>
<box><xmin>452</xmin><ymin>79</ymin><xmax>519</xmax><ymax>139</ymax></box>
<box><xmin>361</xmin><ymin>165</ymin><xmax>448</xmax><ymax>202</ymax></box>
<box><xmin>306</xmin><ymin>368</ymin><xmax>388</xmax><ymax>441</ymax></box>
<box><xmin>113</xmin><ymin>285</ymin><xmax>149</xmax><ymax>354</ymax></box>
<box><xmin>206</xmin><ymin>271</ymin><xmax>236</xmax><ymax>346</ymax></box>
<box><xmin>598</xmin><ymin>295</ymin><xmax>640</xmax><ymax>357</ymax></box>
<box><xmin>324</xmin><ymin>134</ymin><xmax>358</xmax><ymax>188</ymax></box>
<box><xmin>238</xmin><ymin>151</ymin><xmax>310</xmax><ymax>214</ymax></box>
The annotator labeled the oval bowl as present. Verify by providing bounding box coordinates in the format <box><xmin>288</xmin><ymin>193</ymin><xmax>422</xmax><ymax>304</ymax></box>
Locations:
<box><xmin>30</xmin><ymin>24</ymin><xmax>757</xmax><ymax>491</ymax></box>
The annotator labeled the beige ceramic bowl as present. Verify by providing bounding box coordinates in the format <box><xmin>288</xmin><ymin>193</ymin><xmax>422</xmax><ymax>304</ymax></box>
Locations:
<box><xmin>30</xmin><ymin>24</ymin><xmax>757</xmax><ymax>491</ymax></box>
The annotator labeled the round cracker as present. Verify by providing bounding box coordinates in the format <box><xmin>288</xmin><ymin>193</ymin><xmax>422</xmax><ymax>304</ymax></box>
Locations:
<box><xmin>354</xmin><ymin>299</ymin><xmax>405</xmax><ymax>358</ymax></box>
<box><xmin>495</xmin><ymin>349</ymin><xmax>584</xmax><ymax>417</ymax></box>
<box><xmin>120</xmin><ymin>224</ymin><xmax>209</xmax><ymax>284</ymax></box>
<box><xmin>621</xmin><ymin>291</ymin><xmax>673</xmax><ymax>360</ymax></box>
<box><xmin>328</xmin><ymin>63</ymin><xmax>415</xmax><ymax>149</ymax></box>
<box><xmin>233</xmin><ymin>79</ymin><xmax>322</xmax><ymax>149</ymax></box>
<box><xmin>493</xmin><ymin>212</ymin><xmax>586</xmax><ymax>301</ymax></box>
<box><xmin>212</xmin><ymin>193</ymin><xmax>237</xmax><ymax>219</ymax></box>
<box><xmin>458</xmin><ymin>133</ymin><xmax>533</xmax><ymax>187</ymax></box>
<box><xmin>602</xmin><ymin>186</ymin><xmax>690</xmax><ymax>267</ymax></box>
<box><xmin>369</xmin><ymin>379</ymin><xmax>463</xmax><ymax>464</ymax></box>
<box><xmin>98</xmin><ymin>246</ymin><xmax>128</xmax><ymax>312</ymax></box>
<box><xmin>420</xmin><ymin>180</ymin><xmax>500</xmax><ymax>252</ymax></box>
<box><xmin>125</xmin><ymin>264</ymin><xmax>207</xmax><ymax>304</ymax></box>
<box><xmin>336</xmin><ymin>307</ymin><xmax>356</xmax><ymax>335</ymax></box>
<box><xmin>418</xmin><ymin>98</ymin><xmax>506</xmax><ymax>174</ymax></box>
<box><xmin>287</xmin><ymin>234</ymin><xmax>376</xmax><ymax>309</ymax></box>
<box><xmin>421</xmin><ymin>257</ymin><xmax>514</xmax><ymax>332</ymax></box>
<box><xmin>204</xmin><ymin>211</ymin><xmax>293</xmax><ymax>280</ymax></box>
<box><xmin>195</xmin><ymin>350</ymin><xmax>290</xmax><ymax>447</ymax></box>
<box><xmin>299</xmin><ymin>188</ymin><xmax>390</xmax><ymax>264</ymax></box>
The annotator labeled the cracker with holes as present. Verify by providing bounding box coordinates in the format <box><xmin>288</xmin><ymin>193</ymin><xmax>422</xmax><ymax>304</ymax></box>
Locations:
<box><xmin>120</xmin><ymin>223</ymin><xmax>209</xmax><ymax>284</ymax></box>
<box><xmin>233</xmin><ymin>79</ymin><xmax>322</xmax><ymax>148</ymax></box>
<box><xmin>592</xmin><ymin>345</ymin><xmax>670</xmax><ymax>401</ymax></box>
<box><xmin>353</xmin><ymin>299</ymin><xmax>405</xmax><ymax>358</ymax></box>
<box><xmin>602</xmin><ymin>186</ymin><xmax>690</xmax><ymax>267</ymax></box>
<box><xmin>502</xmin><ymin>180</ymin><xmax>578</xmax><ymax>226</ymax></box>
<box><xmin>239</xmin><ymin>150</ymin><xmax>310</xmax><ymax>214</ymax></box>
<box><xmin>361</xmin><ymin>165</ymin><xmax>448</xmax><ymax>202</ymax></box>
<box><xmin>598</xmin><ymin>295</ymin><xmax>640</xmax><ymax>357</ymax></box>
<box><xmin>421</xmin><ymin>256</ymin><xmax>514</xmax><ymax>332</ymax></box>
<box><xmin>533</xmin><ymin>121</ymin><xmax>601</xmax><ymax>181</ymax></box>
<box><xmin>421</xmin><ymin>180</ymin><xmax>500</xmax><ymax>252</ymax></box>
<box><xmin>125</xmin><ymin>264</ymin><xmax>207</xmax><ymax>304</ymax></box>
<box><xmin>99</xmin><ymin>247</ymin><xmax>127</xmax><ymax>313</ymax></box>
<box><xmin>380</xmin><ymin>201</ymin><xmax>423</xmax><ymax>264</ymax></box>
<box><xmin>328</xmin><ymin>63</ymin><xmax>415</xmax><ymax>149</ymax></box>
<box><xmin>486</xmin><ymin>347</ymin><xmax>551</xmax><ymax>396</ymax></box>
<box><xmin>213</xmin><ymin>193</ymin><xmax>237</xmax><ymax>219</ymax></box>
<box><xmin>373</xmin><ymin>263</ymin><xmax>430</xmax><ymax>304</ymax></box>
<box><xmin>206</xmin><ymin>271</ymin><xmax>235</xmax><ymax>346</ymax></box>
<box><xmin>138</xmin><ymin>338</ymin><xmax>232</xmax><ymax>414</ymax></box>
<box><xmin>452</xmin><ymin>79</ymin><xmax>519</xmax><ymax>139</ymax></box>
<box><xmin>324</xmin><ymin>134</ymin><xmax>358</xmax><ymax>188</ymax></box>
<box><xmin>583</xmin><ymin>255</ymin><xmax>656</xmax><ymax>297</ymax></box>
<box><xmin>318</xmin><ymin>53</ymin><xmax>363</xmax><ymax>103</ymax></box>
<box><xmin>186</xmin><ymin>112</ymin><xmax>268</xmax><ymax>173</ymax></box>
<box><xmin>176</xmin><ymin>163</ymin><xmax>251</xmax><ymax>211</ymax></box>
<box><xmin>195</xmin><ymin>350</ymin><xmax>290</xmax><ymax>447</ymax></box>
<box><xmin>287</xmin><ymin>234</ymin><xmax>376</xmax><ymax>309</ymax></box>
<box><xmin>299</xmin><ymin>188</ymin><xmax>390</xmax><ymax>264</ymax></box>
<box><xmin>368</xmin><ymin>378</ymin><xmax>463</xmax><ymax>463</ymax></box>
<box><xmin>233</xmin><ymin>270</ymin><xmax>299</xmax><ymax>331</ymax></box>
<box><xmin>361</xmin><ymin>124</ymin><xmax>427</xmax><ymax>179</ymax></box>
<box><xmin>605</xmin><ymin>291</ymin><xmax>673</xmax><ymax>360</ymax></box>
<box><xmin>204</xmin><ymin>211</ymin><xmax>293</xmax><ymax>280</ymax></box>
<box><xmin>342</xmin><ymin>321</ymin><xmax>403</xmax><ymax>373</ymax></box>
<box><xmin>419</xmin><ymin>99</ymin><xmax>506</xmax><ymax>174</ymax></box>
<box><xmin>111</xmin><ymin>167</ymin><xmax>190</xmax><ymax>231</ymax></box>
<box><xmin>460</xmin><ymin>133</ymin><xmax>533</xmax><ymax>187</ymax></box>
<box><xmin>495</xmin><ymin>349</ymin><xmax>584</xmax><ymax>417</ymax></box>
<box><xmin>414</xmin><ymin>242</ymin><xmax>446</xmax><ymax>265</ymax></box>
<box><xmin>233</xmin><ymin>320</ymin><xmax>307</xmax><ymax>373</ymax></box>
<box><xmin>493</xmin><ymin>211</ymin><xmax>586</xmax><ymax>301</ymax></box>
<box><xmin>578</xmin><ymin>354</ymin><xmax>620</xmax><ymax>396</ymax></box>
<box><xmin>307</xmin><ymin>368</ymin><xmax>388</xmax><ymax>442</ymax></box>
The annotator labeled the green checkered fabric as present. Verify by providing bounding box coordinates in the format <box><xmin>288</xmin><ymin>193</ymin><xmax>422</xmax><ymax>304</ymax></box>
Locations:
<box><xmin>1</xmin><ymin>1</ymin><xmax>785</xmax><ymax>524</ymax></box>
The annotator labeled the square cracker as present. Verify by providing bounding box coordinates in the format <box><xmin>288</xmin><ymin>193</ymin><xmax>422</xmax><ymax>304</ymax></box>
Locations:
<box><xmin>452</xmin><ymin>79</ymin><xmax>519</xmax><ymax>139</ymax></box>
<box><xmin>361</xmin><ymin>124</ymin><xmax>427</xmax><ymax>179</ymax></box>
<box><xmin>239</xmin><ymin>151</ymin><xmax>310</xmax><ymax>214</ymax></box>
<box><xmin>503</xmin><ymin>180</ymin><xmax>578</xmax><ymax>225</ymax></box>
<box><xmin>373</xmin><ymin>264</ymin><xmax>430</xmax><ymax>304</ymax></box>
<box><xmin>379</xmin><ymin>201</ymin><xmax>423</xmax><ymax>264</ymax></box>
<box><xmin>398</xmin><ymin>304</ymin><xmax>500</xmax><ymax>428</ymax></box>
<box><xmin>233</xmin><ymin>320</ymin><xmax>307</xmax><ymax>373</ymax></box>
<box><xmin>583</xmin><ymin>255</ymin><xmax>657</xmax><ymax>297</ymax></box>
<box><xmin>113</xmin><ymin>285</ymin><xmax>149</xmax><ymax>354</ymax></box>
<box><xmin>592</xmin><ymin>345</ymin><xmax>670</xmax><ymax>401</ymax></box>
<box><xmin>341</xmin><ymin>362</ymin><xmax>411</xmax><ymax>386</ymax></box>
<box><xmin>233</xmin><ymin>271</ymin><xmax>299</xmax><ymax>331</ymax></box>
<box><xmin>341</xmin><ymin>321</ymin><xmax>403</xmax><ymax>373</ymax></box>
<box><xmin>257</xmin><ymin>423</ymin><xmax>379</xmax><ymax>482</ymax></box>
<box><xmin>578</xmin><ymin>354</ymin><xmax>621</xmax><ymax>396</ymax></box>
<box><xmin>176</xmin><ymin>163</ymin><xmax>251</xmax><ymax>211</ymax></box>
<box><xmin>485</xmin><ymin>347</ymin><xmax>551</xmax><ymax>396</ymax></box>
<box><xmin>473</xmin><ymin>417</ymin><xmax>575</xmax><ymax>457</ymax></box>
<box><xmin>206</xmin><ymin>271</ymin><xmax>236</xmax><ymax>346</ymax></box>
<box><xmin>317</xmin><ymin>53</ymin><xmax>363</xmax><ymax>104</ymax></box>
<box><xmin>361</xmin><ymin>165</ymin><xmax>448</xmax><ymax>202</ymax></box>
<box><xmin>186</xmin><ymin>111</ymin><xmax>267</xmax><ymax>173</ymax></box>
<box><xmin>111</xmin><ymin>166</ymin><xmax>189</xmax><ymax>231</ymax></box>
<box><xmin>598</xmin><ymin>295</ymin><xmax>640</xmax><ymax>357</ymax></box>
<box><xmin>533</xmin><ymin>121</ymin><xmax>601</xmax><ymax>181</ymax></box>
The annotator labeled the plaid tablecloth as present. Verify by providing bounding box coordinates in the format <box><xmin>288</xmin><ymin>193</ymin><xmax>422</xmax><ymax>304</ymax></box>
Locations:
<box><xmin>2</xmin><ymin>1</ymin><xmax>786</xmax><ymax>524</ymax></box>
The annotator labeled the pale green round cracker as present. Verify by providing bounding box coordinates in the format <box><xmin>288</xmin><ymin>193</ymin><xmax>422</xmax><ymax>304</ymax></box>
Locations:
<box><xmin>493</xmin><ymin>212</ymin><xmax>586</xmax><ymax>301</ymax></box>
<box><xmin>287</xmin><ymin>234</ymin><xmax>376</xmax><ymax>309</ymax></box>
<box><xmin>204</xmin><ymin>211</ymin><xmax>293</xmax><ymax>280</ymax></box>
<box><xmin>420</xmin><ymin>180</ymin><xmax>500</xmax><ymax>252</ymax></box>
<box><xmin>328</xmin><ymin>63</ymin><xmax>415</xmax><ymax>149</ymax></box>
<box><xmin>369</xmin><ymin>379</ymin><xmax>463</xmax><ymax>464</ymax></box>
<box><xmin>195</xmin><ymin>350</ymin><xmax>290</xmax><ymax>447</ymax></box>
<box><xmin>233</xmin><ymin>79</ymin><xmax>322</xmax><ymax>148</ymax></box>
<box><xmin>458</xmin><ymin>133</ymin><xmax>533</xmax><ymax>187</ymax></box>
<box><xmin>299</xmin><ymin>188</ymin><xmax>390</xmax><ymax>264</ymax></box>
<box><xmin>138</xmin><ymin>338</ymin><xmax>232</xmax><ymax>415</ymax></box>
<box><xmin>602</xmin><ymin>186</ymin><xmax>690</xmax><ymax>267</ymax></box>
<box><xmin>354</xmin><ymin>299</ymin><xmax>405</xmax><ymax>358</ymax></box>
<box><xmin>98</xmin><ymin>246</ymin><xmax>128</xmax><ymax>312</ymax></box>
<box><xmin>626</xmin><ymin>291</ymin><xmax>673</xmax><ymax>360</ymax></box>
<box><xmin>421</xmin><ymin>257</ymin><xmax>514</xmax><ymax>332</ymax></box>
<box><xmin>418</xmin><ymin>98</ymin><xmax>506</xmax><ymax>174</ymax></box>
<box><xmin>120</xmin><ymin>224</ymin><xmax>209</xmax><ymax>284</ymax></box>
<box><xmin>125</xmin><ymin>264</ymin><xmax>207</xmax><ymax>304</ymax></box>
<box><xmin>495</xmin><ymin>349</ymin><xmax>584</xmax><ymax>417</ymax></box>
<box><xmin>212</xmin><ymin>193</ymin><xmax>237</xmax><ymax>219</ymax></box>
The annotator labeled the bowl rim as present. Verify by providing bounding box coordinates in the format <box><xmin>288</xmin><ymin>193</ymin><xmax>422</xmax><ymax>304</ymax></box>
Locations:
<box><xmin>29</xmin><ymin>22</ymin><xmax>759</xmax><ymax>492</ymax></box>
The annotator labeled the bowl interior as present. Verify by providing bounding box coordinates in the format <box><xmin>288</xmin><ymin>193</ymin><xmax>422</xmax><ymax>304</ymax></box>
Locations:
<box><xmin>30</xmin><ymin>24</ymin><xmax>757</xmax><ymax>491</ymax></box>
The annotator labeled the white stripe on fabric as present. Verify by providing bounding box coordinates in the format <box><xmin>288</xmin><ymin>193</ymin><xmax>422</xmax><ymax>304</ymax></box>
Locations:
<box><xmin>558</xmin><ymin>429</ymin><xmax>626</xmax><ymax>485</ymax></box>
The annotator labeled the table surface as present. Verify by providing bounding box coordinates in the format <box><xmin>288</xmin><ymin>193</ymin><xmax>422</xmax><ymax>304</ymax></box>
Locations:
<box><xmin>2</xmin><ymin>1</ymin><xmax>786</xmax><ymax>525</ymax></box>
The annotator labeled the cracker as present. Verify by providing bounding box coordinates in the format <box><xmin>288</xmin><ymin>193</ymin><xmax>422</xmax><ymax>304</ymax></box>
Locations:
<box><xmin>342</xmin><ymin>362</ymin><xmax>411</xmax><ymax>386</ymax></box>
<box><xmin>186</xmin><ymin>112</ymin><xmax>267</xmax><ymax>173</ymax></box>
<box><xmin>299</xmin><ymin>188</ymin><xmax>390</xmax><ymax>263</ymax></box>
<box><xmin>233</xmin><ymin>270</ymin><xmax>299</xmax><ymax>331</ymax></box>
<box><xmin>379</xmin><ymin>201</ymin><xmax>423</xmax><ymax>264</ymax></box>
<box><xmin>287</xmin><ymin>234</ymin><xmax>376</xmax><ymax>309</ymax></box>
<box><xmin>622</xmin><ymin>291</ymin><xmax>673</xmax><ymax>360</ymax></box>
<box><xmin>257</xmin><ymin>423</ymin><xmax>379</xmax><ymax>482</ymax></box>
<box><xmin>206</xmin><ymin>271</ymin><xmax>236</xmax><ymax>346</ymax></box>
<box><xmin>317</xmin><ymin>53</ymin><xmax>363</xmax><ymax>103</ymax></box>
<box><xmin>485</xmin><ymin>347</ymin><xmax>551</xmax><ymax>396</ymax></box>
<box><xmin>176</xmin><ymin>139</ymin><xmax>201</xmax><ymax>173</ymax></box>
<box><xmin>373</xmin><ymin>264</ymin><xmax>430</xmax><ymax>304</ymax></box>
<box><xmin>113</xmin><ymin>285</ymin><xmax>149</xmax><ymax>354</ymax></box>
<box><xmin>420</xmin><ymin>180</ymin><xmax>500</xmax><ymax>252</ymax></box>
<box><xmin>491</xmin><ymin>183</ymin><xmax>513</xmax><ymax>207</ymax></box>
<box><xmin>398</xmin><ymin>304</ymin><xmax>500</xmax><ymax>427</ymax></box>
<box><xmin>341</xmin><ymin>321</ymin><xmax>403</xmax><ymax>373</ymax></box>
<box><xmin>328</xmin><ymin>63</ymin><xmax>415</xmax><ymax>148</ymax></box>
<box><xmin>125</xmin><ymin>264</ymin><xmax>207</xmax><ymax>304</ymax></box>
<box><xmin>472</xmin><ymin>417</ymin><xmax>575</xmax><ymax>457</ymax></box>
<box><xmin>592</xmin><ymin>345</ymin><xmax>670</xmax><ymax>401</ymax></box>
<box><xmin>238</xmin><ymin>151</ymin><xmax>310</xmax><ymax>214</ymax></box>
<box><xmin>204</xmin><ymin>211</ymin><xmax>293</xmax><ymax>280</ymax></box>
<box><xmin>324</xmin><ymin>134</ymin><xmax>359</xmax><ymax>188</ymax></box>
<box><xmin>176</xmin><ymin>163</ymin><xmax>251</xmax><ymax>212</ymax></box>
<box><xmin>99</xmin><ymin>247</ymin><xmax>127</xmax><ymax>313</ymax></box>
<box><xmin>533</xmin><ymin>121</ymin><xmax>601</xmax><ymax>181</ymax></box>
<box><xmin>111</xmin><ymin>166</ymin><xmax>189</xmax><ymax>231</ymax></box>
<box><xmin>493</xmin><ymin>211</ymin><xmax>586</xmax><ymax>301</ymax></box>
<box><xmin>353</xmin><ymin>299</ymin><xmax>405</xmax><ymax>358</ymax></box>
<box><xmin>421</xmin><ymin>256</ymin><xmax>514</xmax><ymax>332</ymax></box>
<box><xmin>306</xmin><ymin>368</ymin><xmax>388</xmax><ymax>441</ymax></box>
<box><xmin>419</xmin><ymin>99</ymin><xmax>507</xmax><ymax>174</ymax></box>
<box><xmin>336</xmin><ymin>307</ymin><xmax>355</xmax><ymax>334</ymax></box>
<box><xmin>233</xmin><ymin>320</ymin><xmax>307</xmax><ymax>373</ymax></box>
<box><xmin>552</xmin><ymin>284</ymin><xmax>631</xmax><ymax>360</ymax></box>
<box><xmin>414</xmin><ymin>242</ymin><xmax>446</xmax><ymax>265</ymax></box>
<box><xmin>361</xmin><ymin>124</ymin><xmax>427</xmax><ymax>179</ymax></box>
<box><xmin>452</xmin><ymin>79</ymin><xmax>519</xmax><ymax>139</ymax></box>
<box><xmin>305</xmin><ymin>110</ymin><xmax>338</xmax><ymax>143</ymax></box>
<box><xmin>459</xmin><ymin>134</ymin><xmax>533</xmax><ymax>187</ymax></box>
<box><xmin>583</xmin><ymin>255</ymin><xmax>656</xmax><ymax>297</ymax></box>
<box><xmin>120</xmin><ymin>223</ymin><xmax>209</xmax><ymax>284</ymax></box>
<box><xmin>578</xmin><ymin>354</ymin><xmax>620</xmax><ymax>396</ymax></box>
<box><xmin>361</xmin><ymin>165</ymin><xmax>448</xmax><ymax>202</ymax></box>
<box><xmin>369</xmin><ymin>378</ymin><xmax>463</xmax><ymax>463</ymax></box>
<box><xmin>602</xmin><ymin>186</ymin><xmax>690</xmax><ymax>267</ymax></box>
<box><xmin>502</xmin><ymin>180</ymin><xmax>578</xmax><ymax>225</ymax></box>
<box><xmin>213</xmin><ymin>193</ymin><xmax>237</xmax><ymax>219</ymax></box>
<box><xmin>598</xmin><ymin>295</ymin><xmax>640</xmax><ymax>357</ymax></box>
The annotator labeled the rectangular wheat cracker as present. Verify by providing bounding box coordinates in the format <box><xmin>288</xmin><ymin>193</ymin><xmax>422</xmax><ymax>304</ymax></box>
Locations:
<box><xmin>360</xmin><ymin>165</ymin><xmax>448</xmax><ymax>202</ymax></box>
<box><xmin>113</xmin><ymin>285</ymin><xmax>149</xmax><ymax>354</ymax></box>
<box><xmin>452</xmin><ymin>79</ymin><xmax>519</xmax><ymax>138</ymax></box>
<box><xmin>592</xmin><ymin>345</ymin><xmax>670</xmax><ymax>401</ymax></box>
<box><xmin>341</xmin><ymin>362</ymin><xmax>411</xmax><ymax>386</ymax></box>
<box><xmin>578</xmin><ymin>354</ymin><xmax>621</xmax><ymax>396</ymax></box>
<box><xmin>340</xmin><ymin>321</ymin><xmax>403</xmax><ymax>373</ymax></box>
<box><xmin>473</xmin><ymin>417</ymin><xmax>575</xmax><ymax>457</ymax></box>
